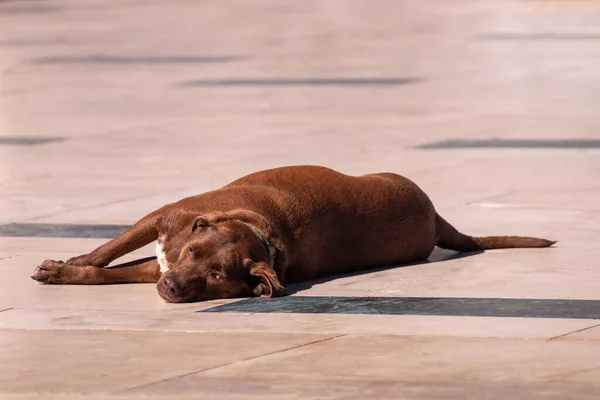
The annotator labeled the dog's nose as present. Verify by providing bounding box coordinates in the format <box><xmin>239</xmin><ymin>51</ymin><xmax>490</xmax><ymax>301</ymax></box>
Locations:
<box><xmin>160</xmin><ymin>275</ymin><xmax>178</xmax><ymax>296</ymax></box>
<box><xmin>157</xmin><ymin>274</ymin><xmax>183</xmax><ymax>303</ymax></box>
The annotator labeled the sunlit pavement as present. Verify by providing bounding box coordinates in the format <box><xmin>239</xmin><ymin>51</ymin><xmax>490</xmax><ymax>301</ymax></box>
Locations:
<box><xmin>1</xmin><ymin>1</ymin><xmax>599</xmax><ymax>398</ymax></box>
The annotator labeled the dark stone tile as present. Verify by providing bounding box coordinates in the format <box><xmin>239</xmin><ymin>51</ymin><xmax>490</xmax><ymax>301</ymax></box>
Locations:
<box><xmin>478</xmin><ymin>33</ymin><xmax>600</xmax><ymax>41</ymax></box>
<box><xmin>32</xmin><ymin>55</ymin><xmax>245</xmax><ymax>65</ymax></box>
<box><xmin>0</xmin><ymin>3</ymin><xmax>62</xmax><ymax>15</ymax></box>
<box><xmin>0</xmin><ymin>137</ymin><xmax>65</xmax><ymax>146</ymax></box>
<box><xmin>0</xmin><ymin>223</ymin><xmax>130</xmax><ymax>239</ymax></box>
<box><xmin>414</xmin><ymin>139</ymin><xmax>600</xmax><ymax>150</ymax></box>
<box><xmin>200</xmin><ymin>296</ymin><xmax>600</xmax><ymax>319</ymax></box>
<box><xmin>180</xmin><ymin>77</ymin><xmax>421</xmax><ymax>87</ymax></box>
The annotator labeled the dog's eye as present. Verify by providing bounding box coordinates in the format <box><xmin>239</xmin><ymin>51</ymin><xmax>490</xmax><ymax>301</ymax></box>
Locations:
<box><xmin>188</xmin><ymin>245</ymin><xmax>194</xmax><ymax>255</ymax></box>
<box><xmin>211</xmin><ymin>272</ymin><xmax>222</xmax><ymax>280</ymax></box>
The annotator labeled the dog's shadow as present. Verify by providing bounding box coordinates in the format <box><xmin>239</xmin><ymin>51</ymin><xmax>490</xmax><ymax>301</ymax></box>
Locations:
<box><xmin>107</xmin><ymin>248</ymin><xmax>482</xmax><ymax>295</ymax></box>
<box><xmin>284</xmin><ymin>248</ymin><xmax>483</xmax><ymax>295</ymax></box>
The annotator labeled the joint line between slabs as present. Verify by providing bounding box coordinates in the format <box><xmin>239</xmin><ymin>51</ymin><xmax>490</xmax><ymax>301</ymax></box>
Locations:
<box><xmin>112</xmin><ymin>333</ymin><xmax>347</xmax><ymax>395</ymax></box>
<box><xmin>549</xmin><ymin>322</ymin><xmax>600</xmax><ymax>340</ymax></box>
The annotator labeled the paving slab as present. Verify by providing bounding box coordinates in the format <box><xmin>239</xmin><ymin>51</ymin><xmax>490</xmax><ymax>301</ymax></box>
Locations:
<box><xmin>119</xmin><ymin>334</ymin><xmax>600</xmax><ymax>400</ymax></box>
<box><xmin>0</xmin><ymin>330</ymin><xmax>333</xmax><ymax>394</ymax></box>
<box><xmin>0</xmin><ymin>307</ymin><xmax>597</xmax><ymax>340</ymax></box>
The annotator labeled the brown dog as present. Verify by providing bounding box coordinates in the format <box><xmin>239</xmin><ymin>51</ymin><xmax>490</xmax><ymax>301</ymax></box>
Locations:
<box><xmin>31</xmin><ymin>166</ymin><xmax>555</xmax><ymax>302</ymax></box>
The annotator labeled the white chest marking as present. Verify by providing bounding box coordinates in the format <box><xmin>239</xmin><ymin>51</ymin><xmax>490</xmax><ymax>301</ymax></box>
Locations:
<box><xmin>155</xmin><ymin>236</ymin><xmax>170</xmax><ymax>273</ymax></box>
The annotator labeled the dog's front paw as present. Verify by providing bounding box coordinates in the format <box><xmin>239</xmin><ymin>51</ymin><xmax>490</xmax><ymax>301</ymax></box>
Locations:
<box><xmin>66</xmin><ymin>254</ymin><xmax>91</xmax><ymax>266</ymax></box>
<box><xmin>32</xmin><ymin>260</ymin><xmax>88</xmax><ymax>284</ymax></box>
<box><xmin>66</xmin><ymin>253</ymin><xmax>106</xmax><ymax>267</ymax></box>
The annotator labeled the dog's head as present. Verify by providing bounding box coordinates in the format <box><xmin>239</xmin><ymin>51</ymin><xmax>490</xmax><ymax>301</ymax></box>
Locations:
<box><xmin>156</xmin><ymin>210</ymin><xmax>285</xmax><ymax>303</ymax></box>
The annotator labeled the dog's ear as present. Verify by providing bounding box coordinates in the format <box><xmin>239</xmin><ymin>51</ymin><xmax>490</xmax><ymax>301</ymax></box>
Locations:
<box><xmin>249</xmin><ymin>262</ymin><xmax>286</xmax><ymax>298</ymax></box>
<box><xmin>191</xmin><ymin>216</ymin><xmax>211</xmax><ymax>232</ymax></box>
<box><xmin>191</xmin><ymin>212</ymin><xmax>232</xmax><ymax>233</ymax></box>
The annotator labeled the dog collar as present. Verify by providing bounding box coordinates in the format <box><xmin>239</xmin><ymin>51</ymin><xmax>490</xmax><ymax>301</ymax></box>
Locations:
<box><xmin>240</xmin><ymin>221</ymin><xmax>277</xmax><ymax>262</ymax></box>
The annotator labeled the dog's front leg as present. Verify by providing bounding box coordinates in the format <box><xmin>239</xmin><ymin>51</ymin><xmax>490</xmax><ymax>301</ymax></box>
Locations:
<box><xmin>31</xmin><ymin>257</ymin><xmax>161</xmax><ymax>284</ymax></box>
<box><xmin>65</xmin><ymin>207</ymin><xmax>168</xmax><ymax>267</ymax></box>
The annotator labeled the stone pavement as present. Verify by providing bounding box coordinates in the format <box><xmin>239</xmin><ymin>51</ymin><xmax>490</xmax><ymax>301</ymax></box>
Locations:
<box><xmin>1</xmin><ymin>0</ymin><xmax>599</xmax><ymax>398</ymax></box>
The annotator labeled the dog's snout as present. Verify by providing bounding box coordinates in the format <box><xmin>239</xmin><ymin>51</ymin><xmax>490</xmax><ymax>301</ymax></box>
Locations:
<box><xmin>157</xmin><ymin>273</ymin><xmax>196</xmax><ymax>303</ymax></box>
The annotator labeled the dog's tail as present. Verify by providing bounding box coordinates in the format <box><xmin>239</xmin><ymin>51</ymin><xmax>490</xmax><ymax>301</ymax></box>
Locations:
<box><xmin>435</xmin><ymin>213</ymin><xmax>556</xmax><ymax>251</ymax></box>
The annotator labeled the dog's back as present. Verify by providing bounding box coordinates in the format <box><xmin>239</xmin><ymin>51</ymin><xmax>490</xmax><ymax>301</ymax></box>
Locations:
<box><xmin>225</xmin><ymin>166</ymin><xmax>438</xmax><ymax>280</ymax></box>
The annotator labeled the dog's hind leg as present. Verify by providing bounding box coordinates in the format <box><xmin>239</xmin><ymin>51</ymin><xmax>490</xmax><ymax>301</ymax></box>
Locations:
<box><xmin>32</xmin><ymin>257</ymin><xmax>161</xmax><ymax>284</ymax></box>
